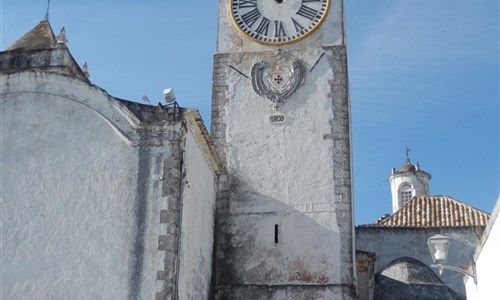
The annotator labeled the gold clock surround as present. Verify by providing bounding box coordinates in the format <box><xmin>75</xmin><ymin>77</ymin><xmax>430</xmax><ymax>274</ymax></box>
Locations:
<box><xmin>229</xmin><ymin>0</ymin><xmax>330</xmax><ymax>46</ymax></box>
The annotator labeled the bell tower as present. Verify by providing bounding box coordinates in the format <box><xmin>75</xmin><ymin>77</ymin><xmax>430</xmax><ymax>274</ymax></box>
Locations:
<box><xmin>389</xmin><ymin>159</ymin><xmax>431</xmax><ymax>212</ymax></box>
<box><xmin>211</xmin><ymin>0</ymin><xmax>357</xmax><ymax>299</ymax></box>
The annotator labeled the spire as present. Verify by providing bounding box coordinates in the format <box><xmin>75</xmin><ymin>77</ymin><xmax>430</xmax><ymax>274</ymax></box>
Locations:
<box><xmin>56</xmin><ymin>27</ymin><xmax>68</xmax><ymax>44</ymax></box>
<box><xmin>6</xmin><ymin>20</ymin><xmax>58</xmax><ymax>51</ymax></box>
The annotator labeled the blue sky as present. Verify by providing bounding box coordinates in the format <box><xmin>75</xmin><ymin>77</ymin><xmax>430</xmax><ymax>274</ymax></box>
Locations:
<box><xmin>2</xmin><ymin>0</ymin><xmax>498</xmax><ymax>225</ymax></box>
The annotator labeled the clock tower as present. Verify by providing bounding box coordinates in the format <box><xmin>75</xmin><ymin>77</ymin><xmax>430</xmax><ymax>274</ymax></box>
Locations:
<box><xmin>211</xmin><ymin>0</ymin><xmax>357</xmax><ymax>298</ymax></box>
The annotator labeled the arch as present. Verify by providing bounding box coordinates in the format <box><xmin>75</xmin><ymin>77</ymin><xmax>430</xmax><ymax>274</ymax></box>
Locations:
<box><xmin>374</xmin><ymin>257</ymin><xmax>458</xmax><ymax>300</ymax></box>
<box><xmin>1</xmin><ymin>71</ymin><xmax>142</xmax><ymax>145</ymax></box>
<box><xmin>398</xmin><ymin>183</ymin><xmax>414</xmax><ymax>207</ymax></box>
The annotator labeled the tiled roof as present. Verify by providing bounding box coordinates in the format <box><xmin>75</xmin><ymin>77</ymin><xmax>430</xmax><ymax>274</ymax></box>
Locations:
<box><xmin>362</xmin><ymin>195</ymin><xmax>490</xmax><ymax>228</ymax></box>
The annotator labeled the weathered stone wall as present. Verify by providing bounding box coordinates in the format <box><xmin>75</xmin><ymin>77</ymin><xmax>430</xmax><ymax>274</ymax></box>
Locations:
<box><xmin>212</xmin><ymin>1</ymin><xmax>356</xmax><ymax>297</ymax></box>
<box><xmin>156</xmin><ymin>126</ymin><xmax>184</xmax><ymax>300</ymax></box>
<box><xmin>0</xmin><ymin>48</ymin><xmax>88</xmax><ymax>82</ymax></box>
<box><xmin>1</xmin><ymin>71</ymin><xmax>184</xmax><ymax>300</ymax></box>
<box><xmin>356</xmin><ymin>251</ymin><xmax>375</xmax><ymax>300</ymax></box>
<box><xmin>211</xmin><ymin>43</ymin><xmax>356</xmax><ymax>298</ymax></box>
<box><xmin>215</xmin><ymin>285</ymin><xmax>357</xmax><ymax>300</ymax></box>
<box><xmin>356</xmin><ymin>227</ymin><xmax>484</xmax><ymax>300</ymax></box>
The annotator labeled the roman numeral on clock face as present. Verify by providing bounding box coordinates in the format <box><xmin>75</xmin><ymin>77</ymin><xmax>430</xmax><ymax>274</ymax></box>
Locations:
<box><xmin>238</xmin><ymin>0</ymin><xmax>257</xmax><ymax>8</ymax></box>
<box><xmin>274</xmin><ymin>20</ymin><xmax>287</xmax><ymax>37</ymax></box>
<box><xmin>292</xmin><ymin>18</ymin><xmax>305</xmax><ymax>32</ymax></box>
<box><xmin>241</xmin><ymin>8</ymin><xmax>261</xmax><ymax>27</ymax></box>
<box><xmin>297</xmin><ymin>4</ymin><xmax>319</xmax><ymax>21</ymax></box>
<box><xmin>256</xmin><ymin>17</ymin><xmax>271</xmax><ymax>35</ymax></box>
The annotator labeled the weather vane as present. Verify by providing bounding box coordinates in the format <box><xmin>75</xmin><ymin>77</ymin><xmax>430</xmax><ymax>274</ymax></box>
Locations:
<box><xmin>45</xmin><ymin>0</ymin><xmax>51</xmax><ymax>21</ymax></box>
<box><xmin>405</xmin><ymin>145</ymin><xmax>412</xmax><ymax>161</ymax></box>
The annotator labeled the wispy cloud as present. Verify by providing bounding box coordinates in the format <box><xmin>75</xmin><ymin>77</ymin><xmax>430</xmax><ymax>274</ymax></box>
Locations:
<box><xmin>347</xmin><ymin>1</ymin><xmax>499</xmax><ymax>127</ymax></box>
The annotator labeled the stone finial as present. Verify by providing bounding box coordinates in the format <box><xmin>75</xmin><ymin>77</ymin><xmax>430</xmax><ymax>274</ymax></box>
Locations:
<box><xmin>82</xmin><ymin>62</ymin><xmax>90</xmax><ymax>78</ymax></box>
<box><xmin>56</xmin><ymin>27</ymin><xmax>68</xmax><ymax>44</ymax></box>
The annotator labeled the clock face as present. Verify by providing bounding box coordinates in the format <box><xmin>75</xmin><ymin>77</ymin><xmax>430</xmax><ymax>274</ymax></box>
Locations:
<box><xmin>230</xmin><ymin>0</ymin><xmax>330</xmax><ymax>45</ymax></box>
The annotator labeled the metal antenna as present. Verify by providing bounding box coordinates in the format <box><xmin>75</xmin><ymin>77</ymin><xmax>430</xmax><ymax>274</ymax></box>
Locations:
<box><xmin>45</xmin><ymin>0</ymin><xmax>51</xmax><ymax>20</ymax></box>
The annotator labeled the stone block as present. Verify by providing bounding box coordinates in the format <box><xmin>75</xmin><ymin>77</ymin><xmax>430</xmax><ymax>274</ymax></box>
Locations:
<box><xmin>163</xmin><ymin>252</ymin><xmax>176</xmax><ymax>269</ymax></box>
<box><xmin>160</xmin><ymin>210</ymin><xmax>178</xmax><ymax>224</ymax></box>
<box><xmin>158</xmin><ymin>234</ymin><xmax>177</xmax><ymax>251</ymax></box>
<box><xmin>156</xmin><ymin>270</ymin><xmax>174</xmax><ymax>281</ymax></box>
<box><xmin>166</xmin><ymin>197</ymin><xmax>179</xmax><ymax>211</ymax></box>
<box><xmin>166</xmin><ymin>223</ymin><xmax>177</xmax><ymax>234</ymax></box>
<box><xmin>155</xmin><ymin>290</ymin><xmax>174</xmax><ymax>300</ymax></box>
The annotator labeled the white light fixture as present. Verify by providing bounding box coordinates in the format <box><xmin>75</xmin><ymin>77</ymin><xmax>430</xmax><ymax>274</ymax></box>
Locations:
<box><xmin>159</xmin><ymin>87</ymin><xmax>180</xmax><ymax>122</ymax></box>
<box><xmin>427</xmin><ymin>234</ymin><xmax>450</xmax><ymax>264</ymax></box>
<box><xmin>427</xmin><ymin>234</ymin><xmax>477</xmax><ymax>284</ymax></box>
<box><xmin>163</xmin><ymin>88</ymin><xmax>176</xmax><ymax>103</ymax></box>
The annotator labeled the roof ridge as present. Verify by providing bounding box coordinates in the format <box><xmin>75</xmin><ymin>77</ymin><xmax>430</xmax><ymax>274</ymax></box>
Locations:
<box><xmin>422</xmin><ymin>195</ymin><xmax>490</xmax><ymax>214</ymax></box>
<box><xmin>360</xmin><ymin>195</ymin><xmax>490</xmax><ymax>228</ymax></box>
<box><xmin>183</xmin><ymin>109</ymin><xmax>224</xmax><ymax>176</ymax></box>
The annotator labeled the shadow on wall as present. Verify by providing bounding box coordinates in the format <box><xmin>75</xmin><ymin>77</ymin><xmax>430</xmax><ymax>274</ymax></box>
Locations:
<box><xmin>214</xmin><ymin>177</ymin><xmax>356</xmax><ymax>299</ymax></box>
<box><xmin>374</xmin><ymin>257</ymin><xmax>459</xmax><ymax>300</ymax></box>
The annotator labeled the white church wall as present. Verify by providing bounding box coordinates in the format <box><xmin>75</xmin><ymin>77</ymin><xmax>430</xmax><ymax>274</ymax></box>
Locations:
<box><xmin>466</xmin><ymin>198</ymin><xmax>500</xmax><ymax>300</ymax></box>
<box><xmin>177</xmin><ymin>122</ymin><xmax>218</xmax><ymax>300</ymax></box>
<box><xmin>1</xmin><ymin>71</ymin><xmax>174</xmax><ymax>299</ymax></box>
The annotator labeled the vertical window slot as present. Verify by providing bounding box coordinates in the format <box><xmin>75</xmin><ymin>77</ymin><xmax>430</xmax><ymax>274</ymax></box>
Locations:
<box><xmin>274</xmin><ymin>224</ymin><xmax>279</xmax><ymax>244</ymax></box>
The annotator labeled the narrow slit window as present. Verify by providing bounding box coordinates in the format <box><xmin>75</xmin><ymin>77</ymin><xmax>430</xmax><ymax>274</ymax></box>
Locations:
<box><xmin>274</xmin><ymin>224</ymin><xmax>279</xmax><ymax>243</ymax></box>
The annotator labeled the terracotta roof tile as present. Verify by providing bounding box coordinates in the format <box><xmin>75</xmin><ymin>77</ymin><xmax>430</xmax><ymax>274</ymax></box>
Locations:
<box><xmin>362</xmin><ymin>195</ymin><xmax>490</xmax><ymax>228</ymax></box>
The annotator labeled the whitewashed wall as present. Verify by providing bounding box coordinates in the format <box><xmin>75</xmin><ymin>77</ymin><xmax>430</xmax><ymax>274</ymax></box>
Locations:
<box><xmin>1</xmin><ymin>72</ymin><xmax>164</xmax><ymax>299</ymax></box>
<box><xmin>211</xmin><ymin>28</ymin><xmax>356</xmax><ymax>300</ymax></box>
<box><xmin>466</xmin><ymin>198</ymin><xmax>500</xmax><ymax>300</ymax></box>
<box><xmin>219</xmin><ymin>48</ymin><xmax>343</xmax><ymax>285</ymax></box>
<box><xmin>176</xmin><ymin>127</ymin><xmax>218</xmax><ymax>300</ymax></box>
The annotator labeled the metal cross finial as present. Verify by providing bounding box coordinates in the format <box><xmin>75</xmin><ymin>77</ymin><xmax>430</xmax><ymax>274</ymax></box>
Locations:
<box><xmin>406</xmin><ymin>145</ymin><xmax>412</xmax><ymax>161</ymax></box>
<box><xmin>45</xmin><ymin>0</ymin><xmax>51</xmax><ymax>20</ymax></box>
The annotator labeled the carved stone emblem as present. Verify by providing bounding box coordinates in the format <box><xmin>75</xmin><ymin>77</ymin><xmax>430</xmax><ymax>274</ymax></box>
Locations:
<box><xmin>251</xmin><ymin>59</ymin><xmax>305</xmax><ymax>104</ymax></box>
